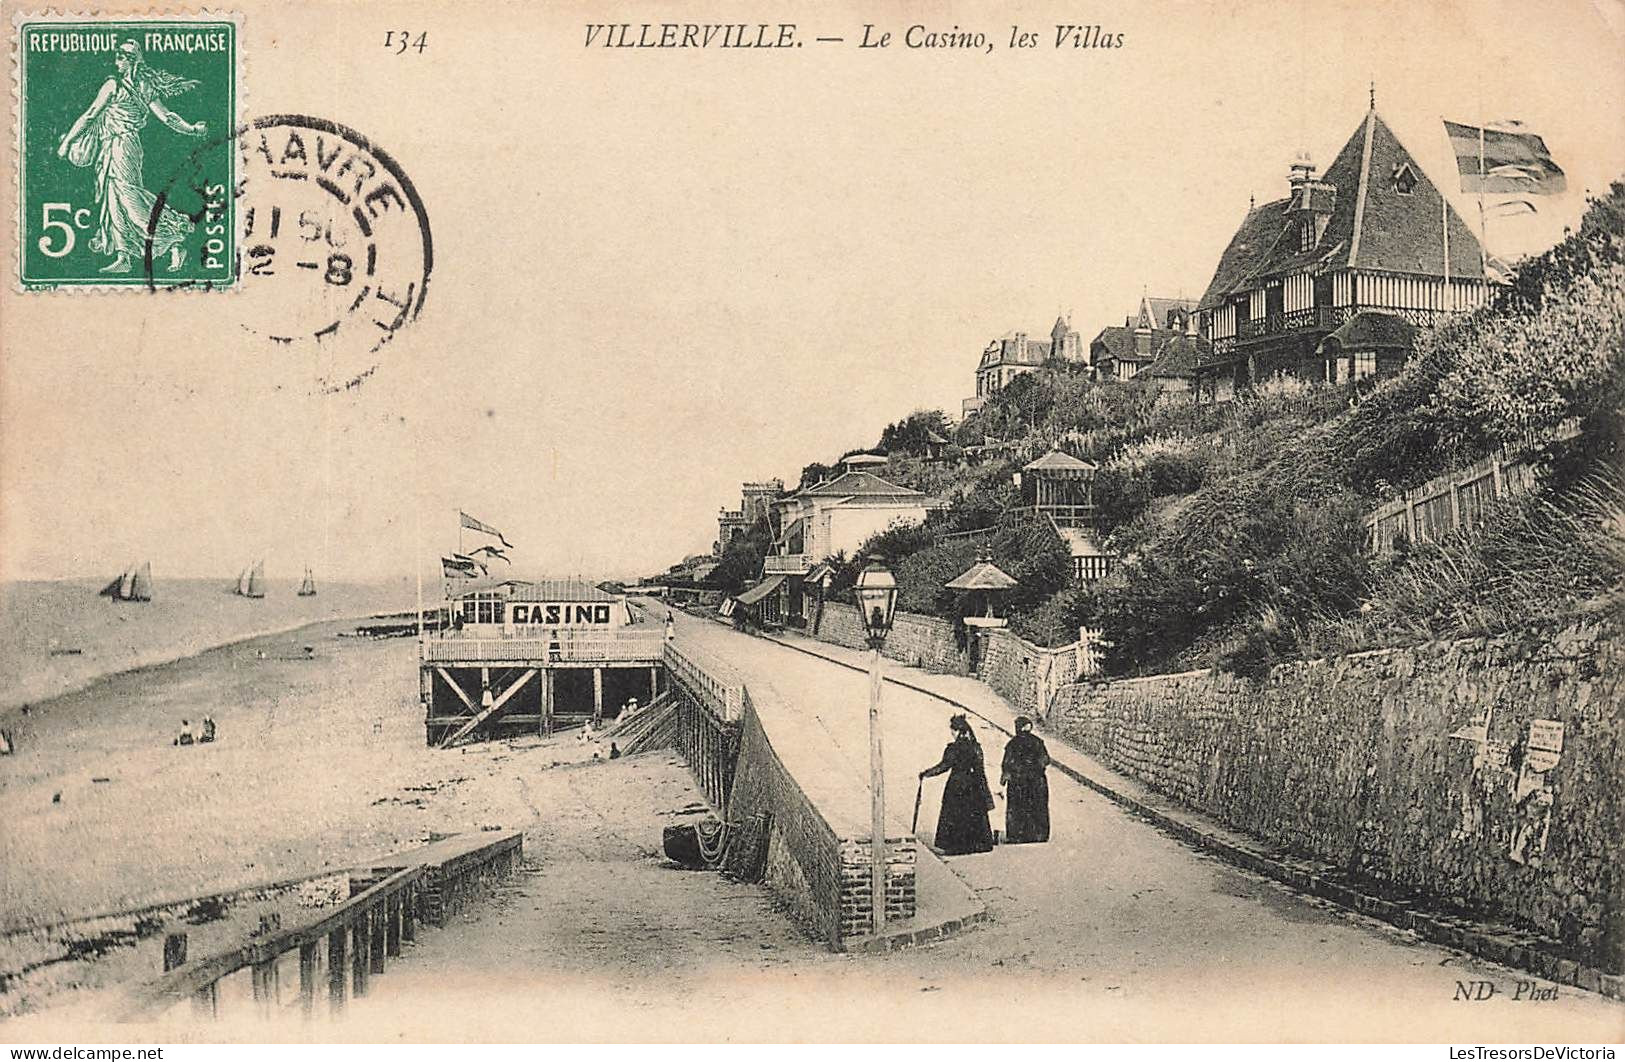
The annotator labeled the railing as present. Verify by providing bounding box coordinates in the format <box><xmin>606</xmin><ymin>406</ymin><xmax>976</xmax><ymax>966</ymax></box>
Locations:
<box><xmin>1235</xmin><ymin>304</ymin><xmax>1461</xmax><ymax>343</ymax></box>
<box><xmin>1012</xmin><ymin>504</ymin><xmax>1095</xmax><ymax>528</ymax></box>
<box><xmin>764</xmin><ymin>554</ymin><xmax>811</xmax><ymax>575</ymax></box>
<box><xmin>664</xmin><ymin>641</ymin><xmax>744</xmax><ymax>723</ymax></box>
<box><xmin>422</xmin><ymin>631</ymin><xmax>665</xmax><ymax>664</ymax></box>
<box><xmin>936</xmin><ymin>525</ymin><xmax>997</xmax><ymax>545</ymax></box>
<box><xmin>119</xmin><ymin>832</ymin><xmax>522</xmax><ymax>1024</ymax></box>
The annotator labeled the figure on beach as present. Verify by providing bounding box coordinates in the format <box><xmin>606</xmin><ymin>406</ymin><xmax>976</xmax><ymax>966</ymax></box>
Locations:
<box><xmin>1001</xmin><ymin>716</ymin><xmax>1051</xmax><ymax>844</ymax></box>
<box><xmin>174</xmin><ymin>719</ymin><xmax>195</xmax><ymax>747</ymax></box>
<box><xmin>199</xmin><ymin>716</ymin><xmax>217</xmax><ymax>744</ymax></box>
<box><xmin>55</xmin><ymin>40</ymin><xmax>208</xmax><ymax>274</ymax></box>
<box><xmin>919</xmin><ymin>714</ymin><xmax>995</xmax><ymax>856</ymax></box>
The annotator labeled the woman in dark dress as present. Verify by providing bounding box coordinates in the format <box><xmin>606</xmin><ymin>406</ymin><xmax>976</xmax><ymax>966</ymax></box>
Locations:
<box><xmin>1001</xmin><ymin>716</ymin><xmax>1051</xmax><ymax>843</ymax></box>
<box><xmin>919</xmin><ymin>714</ymin><xmax>995</xmax><ymax>855</ymax></box>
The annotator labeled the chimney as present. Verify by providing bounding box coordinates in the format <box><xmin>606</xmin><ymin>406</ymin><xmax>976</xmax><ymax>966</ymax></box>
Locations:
<box><xmin>1287</xmin><ymin>151</ymin><xmax>1336</xmax><ymax>246</ymax></box>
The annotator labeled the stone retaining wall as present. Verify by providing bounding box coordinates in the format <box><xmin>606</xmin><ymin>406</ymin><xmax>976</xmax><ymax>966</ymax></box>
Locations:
<box><xmin>817</xmin><ymin>603</ymin><xmax>967</xmax><ymax>675</ymax></box>
<box><xmin>1045</xmin><ymin>614</ymin><xmax>1624</xmax><ymax>971</ymax></box>
<box><xmin>979</xmin><ymin>627</ymin><xmax>1081</xmax><ymax>719</ymax></box>
<box><xmin>668</xmin><ymin>659</ymin><xmax>917</xmax><ymax>948</ymax></box>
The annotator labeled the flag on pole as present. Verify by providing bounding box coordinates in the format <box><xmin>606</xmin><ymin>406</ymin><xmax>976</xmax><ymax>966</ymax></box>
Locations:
<box><xmin>459</xmin><ymin>511</ymin><xmax>513</xmax><ymax>548</ymax></box>
<box><xmin>442</xmin><ymin>555</ymin><xmax>481</xmax><ymax>579</ymax></box>
<box><xmin>469</xmin><ymin>545</ymin><xmax>512</xmax><ymax>565</ymax></box>
<box><xmin>1444</xmin><ymin>120</ymin><xmax>1567</xmax><ymax>195</ymax></box>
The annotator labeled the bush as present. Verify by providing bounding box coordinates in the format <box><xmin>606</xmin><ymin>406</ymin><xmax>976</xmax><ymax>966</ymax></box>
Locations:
<box><xmin>1325</xmin><ymin>468</ymin><xmax>1625</xmax><ymax>653</ymax></box>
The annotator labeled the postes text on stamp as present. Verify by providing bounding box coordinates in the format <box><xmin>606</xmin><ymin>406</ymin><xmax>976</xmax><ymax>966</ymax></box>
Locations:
<box><xmin>15</xmin><ymin>14</ymin><xmax>238</xmax><ymax>289</ymax></box>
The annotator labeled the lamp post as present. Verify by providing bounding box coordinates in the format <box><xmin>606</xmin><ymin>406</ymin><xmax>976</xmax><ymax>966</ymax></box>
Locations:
<box><xmin>854</xmin><ymin>561</ymin><xmax>899</xmax><ymax>936</ymax></box>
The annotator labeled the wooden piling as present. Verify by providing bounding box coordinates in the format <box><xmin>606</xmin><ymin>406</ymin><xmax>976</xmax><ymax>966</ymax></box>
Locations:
<box><xmin>351</xmin><ymin>916</ymin><xmax>370</xmax><ymax>997</ymax></box>
<box><xmin>190</xmin><ymin>982</ymin><xmax>217</xmax><ymax>1020</ymax></box>
<box><xmin>298</xmin><ymin>941</ymin><xmax>318</xmax><ymax>1018</ymax></box>
<box><xmin>370</xmin><ymin>906</ymin><xmax>387</xmax><ymax>974</ymax></box>
<box><xmin>386</xmin><ymin>896</ymin><xmax>402</xmax><ymax>957</ymax></box>
<box><xmin>251</xmin><ymin>959</ymin><xmax>277</xmax><ymax>1018</ymax></box>
<box><xmin>328</xmin><ymin>928</ymin><xmax>349</xmax><ymax>1012</ymax></box>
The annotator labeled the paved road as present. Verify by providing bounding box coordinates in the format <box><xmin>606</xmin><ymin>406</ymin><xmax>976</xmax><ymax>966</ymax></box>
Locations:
<box><xmin>654</xmin><ymin>607</ymin><xmax>1623</xmax><ymax>1042</ymax></box>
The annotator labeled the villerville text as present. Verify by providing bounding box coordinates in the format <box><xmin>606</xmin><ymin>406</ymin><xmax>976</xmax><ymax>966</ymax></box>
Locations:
<box><xmin>582</xmin><ymin>23</ymin><xmax>1125</xmax><ymax>51</ymax></box>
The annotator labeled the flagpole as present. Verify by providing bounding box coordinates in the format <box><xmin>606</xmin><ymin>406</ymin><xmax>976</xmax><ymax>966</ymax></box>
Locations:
<box><xmin>1440</xmin><ymin>115</ymin><xmax>1451</xmax><ymax>308</ymax></box>
<box><xmin>1477</xmin><ymin>119</ymin><xmax>1489</xmax><ymax>276</ymax></box>
<box><xmin>415</xmin><ymin>500</ymin><xmax>424</xmax><ymax>641</ymax></box>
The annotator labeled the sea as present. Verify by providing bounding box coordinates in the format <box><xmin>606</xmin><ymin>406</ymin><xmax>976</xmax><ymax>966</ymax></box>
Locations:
<box><xmin>0</xmin><ymin>577</ymin><xmax>416</xmax><ymax>713</ymax></box>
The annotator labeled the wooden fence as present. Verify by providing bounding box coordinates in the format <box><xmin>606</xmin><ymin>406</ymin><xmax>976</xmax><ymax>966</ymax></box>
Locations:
<box><xmin>1362</xmin><ymin>421</ymin><xmax>1579</xmax><ymax>556</ymax></box>
<box><xmin>118</xmin><ymin>832</ymin><xmax>522</xmax><ymax>1024</ymax></box>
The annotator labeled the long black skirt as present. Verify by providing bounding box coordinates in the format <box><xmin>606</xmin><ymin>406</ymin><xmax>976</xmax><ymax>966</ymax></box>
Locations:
<box><xmin>1005</xmin><ymin>773</ymin><xmax>1050</xmax><ymax>843</ymax></box>
<box><xmin>935</xmin><ymin>772</ymin><xmax>994</xmax><ymax>855</ymax></box>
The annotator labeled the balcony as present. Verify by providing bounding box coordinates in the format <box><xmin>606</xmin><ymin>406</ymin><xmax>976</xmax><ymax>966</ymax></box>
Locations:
<box><xmin>1013</xmin><ymin>504</ymin><xmax>1095</xmax><ymax>529</ymax></box>
<box><xmin>422</xmin><ymin>630</ymin><xmax>666</xmax><ymax>665</ymax></box>
<box><xmin>1235</xmin><ymin>304</ymin><xmax>1452</xmax><ymax>343</ymax></box>
<box><xmin>764</xmin><ymin>553</ymin><xmax>811</xmax><ymax>575</ymax></box>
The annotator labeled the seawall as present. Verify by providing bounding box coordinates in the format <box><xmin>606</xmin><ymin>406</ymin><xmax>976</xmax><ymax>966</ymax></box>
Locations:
<box><xmin>663</xmin><ymin>640</ymin><xmax>917</xmax><ymax>948</ymax></box>
<box><xmin>1044</xmin><ymin>613</ymin><xmax>1624</xmax><ymax>973</ymax></box>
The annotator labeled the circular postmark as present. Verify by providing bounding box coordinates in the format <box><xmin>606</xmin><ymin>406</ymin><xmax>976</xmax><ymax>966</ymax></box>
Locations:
<box><xmin>148</xmin><ymin>114</ymin><xmax>433</xmax><ymax>394</ymax></box>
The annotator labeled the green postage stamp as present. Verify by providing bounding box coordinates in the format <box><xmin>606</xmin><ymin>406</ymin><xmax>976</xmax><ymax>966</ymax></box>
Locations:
<box><xmin>14</xmin><ymin>13</ymin><xmax>238</xmax><ymax>289</ymax></box>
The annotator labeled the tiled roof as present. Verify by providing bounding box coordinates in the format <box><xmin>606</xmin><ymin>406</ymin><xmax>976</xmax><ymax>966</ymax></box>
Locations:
<box><xmin>1316</xmin><ymin>310</ymin><xmax>1418</xmax><ymax>352</ymax></box>
<box><xmin>801</xmin><ymin>470</ymin><xmax>927</xmax><ymax>498</ymax></box>
<box><xmin>500</xmin><ymin>579</ymin><xmax>620</xmax><ymax>602</ymax></box>
<box><xmin>1024</xmin><ymin>450</ymin><xmax>1097</xmax><ymax>474</ymax></box>
<box><xmin>945</xmin><ymin>560</ymin><xmax>1019</xmax><ymax>591</ymax></box>
<box><xmin>981</xmin><ymin>333</ymin><xmax>1052</xmax><ymax>370</ymax></box>
<box><xmin>1090</xmin><ymin>325</ymin><xmax>1184</xmax><ymax>363</ymax></box>
<box><xmin>1141</xmin><ymin>333</ymin><xmax>1210</xmax><ymax>379</ymax></box>
<box><xmin>1198</xmin><ymin>109</ymin><xmax>1486</xmax><ymax>310</ymax></box>
<box><xmin>1142</xmin><ymin>297</ymin><xmax>1198</xmax><ymax>329</ymax></box>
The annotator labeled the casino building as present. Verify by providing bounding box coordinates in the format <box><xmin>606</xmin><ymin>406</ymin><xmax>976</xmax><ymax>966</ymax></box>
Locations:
<box><xmin>419</xmin><ymin>579</ymin><xmax>666</xmax><ymax>746</ymax></box>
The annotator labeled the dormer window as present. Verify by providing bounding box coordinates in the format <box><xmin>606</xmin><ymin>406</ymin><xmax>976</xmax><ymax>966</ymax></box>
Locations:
<box><xmin>1391</xmin><ymin>163</ymin><xmax>1418</xmax><ymax>196</ymax></box>
<box><xmin>1299</xmin><ymin>219</ymin><xmax>1314</xmax><ymax>252</ymax></box>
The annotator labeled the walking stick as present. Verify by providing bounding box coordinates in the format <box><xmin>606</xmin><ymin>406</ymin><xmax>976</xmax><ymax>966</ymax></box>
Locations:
<box><xmin>911</xmin><ymin>778</ymin><xmax>924</xmax><ymax>834</ymax></box>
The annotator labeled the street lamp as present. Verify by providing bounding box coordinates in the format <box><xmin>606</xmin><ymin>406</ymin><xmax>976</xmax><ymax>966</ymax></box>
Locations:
<box><xmin>854</xmin><ymin>560</ymin><xmax>899</xmax><ymax>936</ymax></box>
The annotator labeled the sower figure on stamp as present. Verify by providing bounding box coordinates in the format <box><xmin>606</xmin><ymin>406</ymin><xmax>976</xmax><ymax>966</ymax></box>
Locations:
<box><xmin>919</xmin><ymin>714</ymin><xmax>995</xmax><ymax>856</ymax></box>
<box><xmin>1001</xmin><ymin>716</ymin><xmax>1051</xmax><ymax>844</ymax></box>
<box><xmin>56</xmin><ymin>40</ymin><xmax>207</xmax><ymax>274</ymax></box>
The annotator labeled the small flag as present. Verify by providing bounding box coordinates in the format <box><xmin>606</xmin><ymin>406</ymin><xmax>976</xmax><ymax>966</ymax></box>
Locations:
<box><xmin>469</xmin><ymin>545</ymin><xmax>511</xmax><ymax>565</ymax></box>
<box><xmin>454</xmin><ymin>552</ymin><xmax>490</xmax><ymax>576</ymax></box>
<box><xmin>1444</xmin><ymin>120</ymin><xmax>1567</xmax><ymax>195</ymax></box>
<box><xmin>459</xmin><ymin>511</ymin><xmax>513</xmax><ymax>548</ymax></box>
<box><xmin>441</xmin><ymin>555</ymin><xmax>480</xmax><ymax>579</ymax></box>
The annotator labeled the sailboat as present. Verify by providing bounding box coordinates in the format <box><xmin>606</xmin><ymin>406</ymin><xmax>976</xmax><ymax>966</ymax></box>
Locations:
<box><xmin>99</xmin><ymin>562</ymin><xmax>153</xmax><ymax>602</ymax></box>
<box><xmin>297</xmin><ymin>567</ymin><xmax>317</xmax><ymax>597</ymax></box>
<box><xmin>235</xmin><ymin>560</ymin><xmax>267</xmax><ymax>599</ymax></box>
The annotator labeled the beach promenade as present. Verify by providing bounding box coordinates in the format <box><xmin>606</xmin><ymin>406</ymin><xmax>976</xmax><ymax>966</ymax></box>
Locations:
<box><xmin>530</xmin><ymin>607</ymin><xmax>1615</xmax><ymax>1041</ymax></box>
<box><xmin>5</xmin><ymin>605</ymin><xmax>1621</xmax><ymax>1040</ymax></box>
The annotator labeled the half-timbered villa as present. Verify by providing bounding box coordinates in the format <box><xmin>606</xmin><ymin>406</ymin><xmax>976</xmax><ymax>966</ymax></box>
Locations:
<box><xmin>1194</xmin><ymin>102</ymin><xmax>1492</xmax><ymax>401</ymax></box>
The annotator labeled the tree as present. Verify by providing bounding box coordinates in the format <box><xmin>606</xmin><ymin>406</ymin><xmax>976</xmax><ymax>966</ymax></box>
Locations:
<box><xmin>799</xmin><ymin>461</ymin><xmax>832</xmax><ymax>488</ymax></box>
<box><xmin>878</xmin><ymin>409</ymin><xmax>951</xmax><ymax>456</ymax></box>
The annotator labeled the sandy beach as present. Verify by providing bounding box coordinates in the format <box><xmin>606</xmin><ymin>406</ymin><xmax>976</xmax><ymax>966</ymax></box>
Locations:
<box><xmin>0</xmin><ymin>611</ymin><xmax>748</xmax><ymax>1024</ymax></box>
<box><xmin>1</xmin><ymin>620</ymin><xmax>449</xmax><ymax>931</ymax></box>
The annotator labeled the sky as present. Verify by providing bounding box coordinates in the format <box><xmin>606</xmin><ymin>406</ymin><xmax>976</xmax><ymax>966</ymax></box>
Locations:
<box><xmin>3</xmin><ymin>0</ymin><xmax>1623</xmax><ymax>582</ymax></box>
